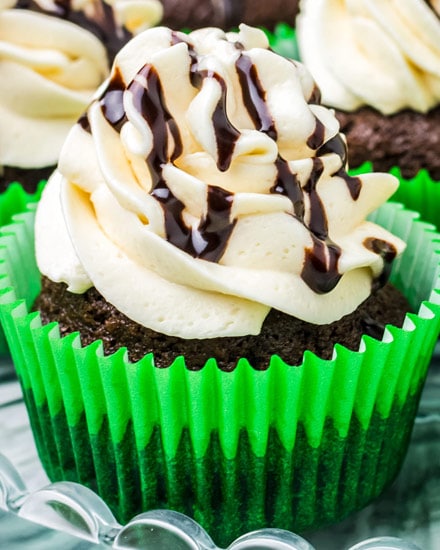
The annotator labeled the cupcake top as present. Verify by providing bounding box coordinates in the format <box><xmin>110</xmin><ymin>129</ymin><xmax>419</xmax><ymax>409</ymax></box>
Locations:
<box><xmin>36</xmin><ymin>24</ymin><xmax>405</xmax><ymax>339</ymax></box>
<box><xmin>0</xmin><ymin>0</ymin><xmax>162</xmax><ymax>171</ymax></box>
<box><xmin>297</xmin><ymin>0</ymin><xmax>440</xmax><ymax>115</ymax></box>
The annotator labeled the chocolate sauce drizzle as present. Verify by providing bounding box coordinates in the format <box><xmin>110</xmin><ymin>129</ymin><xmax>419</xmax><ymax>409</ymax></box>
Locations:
<box><xmin>363</xmin><ymin>237</ymin><xmax>397</xmax><ymax>290</ymax></box>
<box><xmin>15</xmin><ymin>0</ymin><xmax>130</xmax><ymax>62</ymax></box>
<box><xmin>424</xmin><ymin>0</ymin><xmax>440</xmax><ymax>19</ymax></box>
<box><xmin>172</xmin><ymin>32</ymin><xmax>241</xmax><ymax>172</ymax></box>
<box><xmin>236</xmin><ymin>53</ymin><xmax>277</xmax><ymax>140</ymax></box>
<box><xmin>316</xmin><ymin>134</ymin><xmax>362</xmax><ymax>200</ymax></box>
<box><xmin>100</xmin><ymin>68</ymin><xmax>127</xmax><ymax>132</ymax></box>
<box><xmin>301</xmin><ymin>158</ymin><xmax>342</xmax><ymax>293</ymax></box>
<box><xmin>88</xmin><ymin>34</ymin><xmax>391</xmax><ymax>294</ymax></box>
<box><xmin>98</xmin><ymin>61</ymin><xmax>235</xmax><ymax>262</ymax></box>
<box><xmin>307</xmin><ymin>118</ymin><xmax>325</xmax><ymax>150</ymax></box>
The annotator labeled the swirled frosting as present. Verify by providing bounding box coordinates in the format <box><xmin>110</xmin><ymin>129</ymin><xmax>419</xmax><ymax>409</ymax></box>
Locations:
<box><xmin>36</xmin><ymin>25</ymin><xmax>405</xmax><ymax>339</ymax></box>
<box><xmin>0</xmin><ymin>0</ymin><xmax>162</xmax><ymax>171</ymax></box>
<box><xmin>297</xmin><ymin>0</ymin><xmax>440</xmax><ymax>114</ymax></box>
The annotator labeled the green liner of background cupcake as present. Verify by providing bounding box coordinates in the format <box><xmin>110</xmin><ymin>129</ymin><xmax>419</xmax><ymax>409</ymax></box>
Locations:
<box><xmin>0</xmin><ymin>182</ymin><xmax>44</xmax><ymax>356</ymax></box>
<box><xmin>0</xmin><ymin>199</ymin><xmax>439</xmax><ymax>548</ymax></box>
<box><xmin>350</xmin><ymin>163</ymin><xmax>440</xmax><ymax>233</ymax></box>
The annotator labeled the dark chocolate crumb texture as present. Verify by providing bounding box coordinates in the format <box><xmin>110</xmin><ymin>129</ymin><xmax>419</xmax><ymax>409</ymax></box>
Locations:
<box><xmin>35</xmin><ymin>277</ymin><xmax>410</xmax><ymax>370</ymax></box>
<box><xmin>336</xmin><ymin>106</ymin><xmax>440</xmax><ymax>180</ymax></box>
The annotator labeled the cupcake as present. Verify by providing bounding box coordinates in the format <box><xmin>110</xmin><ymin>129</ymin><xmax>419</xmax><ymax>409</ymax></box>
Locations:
<box><xmin>0</xmin><ymin>0</ymin><xmax>162</xmax><ymax>192</ymax></box>
<box><xmin>296</xmin><ymin>1</ymin><xmax>440</xmax><ymax>226</ymax></box>
<box><xmin>157</xmin><ymin>0</ymin><xmax>299</xmax><ymax>31</ymax></box>
<box><xmin>1</xmin><ymin>24</ymin><xmax>440</xmax><ymax>548</ymax></box>
<box><xmin>0</xmin><ymin>182</ymin><xmax>43</xmax><ymax>356</ymax></box>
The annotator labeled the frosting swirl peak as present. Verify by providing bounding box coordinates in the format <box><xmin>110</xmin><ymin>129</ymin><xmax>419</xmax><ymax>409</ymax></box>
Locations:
<box><xmin>36</xmin><ymin>25</ymin><xmax>405</xmax><ymax>338</ymax></box>
<box><xmin>297</xmin><ymin>0</ymin><xmax>440</xmax><ymax>114</ymax></box>
<box><xmin>0</xmin><ymin>0</ymin><xmax>162</xmax><ymax>172</ymax></box>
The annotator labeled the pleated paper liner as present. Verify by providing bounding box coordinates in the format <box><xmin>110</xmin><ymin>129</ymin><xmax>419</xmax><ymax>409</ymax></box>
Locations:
<box><xmin>350</xmin><ymin>163</ymin><xmax>440</xmax><ymax>231</ymax></box>
<box><xmin>0</xmin><ymin>182</ymin><xmax>45</xmax><ymax>357</ymax></box>
<box><xmin>1</xmin><ymin>202</ymin><xmax>440</xmax><ymax>548</ymax></box>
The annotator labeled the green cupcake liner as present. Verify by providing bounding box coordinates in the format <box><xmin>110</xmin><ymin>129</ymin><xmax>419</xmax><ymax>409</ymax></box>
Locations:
<box><xmin>0</xmin><ymin>201</ymin><xmax>440</xmax><ymax>547</ymax></box>
<box><xmin>350</xmin><ymin>162</ymin><xmax>440</xmax><ymax>231</ymax></box>
<box><xmin>264</xmin><ymin>23</ymin><xmax>299</xmax><ymax>60</ymax></box>
<box><xmin>0</xmin><ymin>182</ymin><xmax>45</xmax><ymax>356</ymax></box>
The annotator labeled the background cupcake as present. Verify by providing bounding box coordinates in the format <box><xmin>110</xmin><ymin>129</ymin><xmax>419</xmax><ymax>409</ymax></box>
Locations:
<box><xmin>0</xmin><ymin>0</ymin><xmax>162</xmax><ymax>192</ymax></box>
<box><xmin>1</xmin><ymin>24</ymin><xmax>440</xmax><ymax>548</ymax></box>
<box><xmin>296</xmin><ymin>0</ymin><xmax>440</xmax><ymax>226</ymax></box>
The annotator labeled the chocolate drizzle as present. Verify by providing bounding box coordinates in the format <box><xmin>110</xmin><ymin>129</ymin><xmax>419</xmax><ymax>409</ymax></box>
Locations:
<box><xmin>308</xmin><ymin>85</ymin><xmax>322</xmax><ymax>105</ymax></box>
<box><xmin>151</xmin><ymin>183</ymin><xmax>235</xmax><ymax>262</ymax></box>
<box><xmin>317</xmin><ymin>133</ymin><xmax>347</xmax><ymax>164</ymax></box>
<box><xmin>316</xmin><ymin>133</ymin><xmax>362</xmax><ymax>201</ymax></box>
<box><xmin>98</xmin><ymin>61</ymin><xmax>235</xmax><ymax>262</ymax></box>
<box><xmin>88</xmin><ymin>34</ymin><xmax>391</xmax><ymax>295</ymax></box>
<box><xmin>128</xmin><ymin>64</ymin><xmax>182</xmax><ymax>180</ymax></box>
<box><xmin>209</xmin><ymin>74</ymin><xmax>241</xmax><ymax>172</ymax></box>
<box><xmin>101</xmin><ymin>68</ymin><xmax>127</xmax><ymax>131</ymax></box>
<box><xmin>424</xmin><ymin>0</ymin><xmax>440</xmax><ymax>19</ymax></box>
<box><xmin>364</xmin><ymin>237</ymin><xmax>397</xmax><ymax>290</ymax></box>
<box><xmin>271</xmin><ymin>158</ymin><xmax>304</xmax><ymax>219</ymax></box>
<box><xmin>235</xmin><ymin>54</ymin><xmax>277</xmax><ymax>140</ymax></box>
<box><xmin>307</xmin><ymin>117</ymin><xmax>325</xmax><ymax>150</ymax></box>
<box><xmin>302</xmin><ymin>238</ymin><xmax>342</xmax><ymax>294</ymax></box>
<box><xmin>300</xmin><ymin>158</ymin><xmax>343</xmax><ymax>293</ymax></box>
<box><xmin>171</xmin><ymin>32</ymin><xmax>240</xmax><ymax>172</ymax></box>
<box><xmin>233</xmin><ymin>50</ymin><xmax>342</xmax><ymax>292</ymax></box>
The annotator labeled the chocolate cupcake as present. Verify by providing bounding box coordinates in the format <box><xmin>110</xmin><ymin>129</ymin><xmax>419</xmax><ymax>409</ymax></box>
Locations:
<box><xmin>2</xmin><ymin>25</ymin><xmax>440</xmax><ymax>548</ymax></box>
<box><xmin>0</xmin><ymin>0</ymin><xmax>162</xmax><ymax>192</ymax></box>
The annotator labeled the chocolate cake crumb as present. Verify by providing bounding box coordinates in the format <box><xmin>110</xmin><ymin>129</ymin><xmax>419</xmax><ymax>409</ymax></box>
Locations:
<box><xmin>0</xmin><ymin>166</ymin><xmax>54</xmax><ymax>193</ymax></box>
<box><xmin>34</xmin><ymin>277</ymin><xmax>411</xmax><ymax>371</ymax></box>
<box><xmin>336</xmin><ymin>106</ymin><xmax>440</xmax><ymax>180</ymax></box>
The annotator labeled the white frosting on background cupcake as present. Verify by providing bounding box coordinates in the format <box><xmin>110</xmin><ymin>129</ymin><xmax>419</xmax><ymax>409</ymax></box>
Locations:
<box><xmin>297</xmin><ymin>0</ymin><xmax>440</xmax><ymax>114</ymax></box>
<box><xmin>0</xmin><ymin>0</ymin><xmax>162</xmax><ymax>171</ymax></box>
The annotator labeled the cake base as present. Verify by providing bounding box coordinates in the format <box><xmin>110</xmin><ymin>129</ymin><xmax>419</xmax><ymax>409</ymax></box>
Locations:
<box><xmin>35</xmin><ymin>277</ymin><xmax>410</xmax><ymax>370</ymax></box>
<box><xmin>24</xmin><ymin>382</ymin><xmax>422</xmax><ymax>547</ymax></box>
<box><xmin>336</xmin><ymin>106</ymin><xmax>440</xmax><ymax>180</ymax></box>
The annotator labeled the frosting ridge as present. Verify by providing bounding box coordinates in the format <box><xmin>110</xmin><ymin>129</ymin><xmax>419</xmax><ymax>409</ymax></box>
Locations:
<box><xmin>0</xmin><ymin>0</ymin><xmax>162</xmax><ymax>172</ymax></box>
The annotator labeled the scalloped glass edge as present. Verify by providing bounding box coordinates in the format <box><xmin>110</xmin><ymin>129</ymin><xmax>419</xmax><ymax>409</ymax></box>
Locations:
<box><xmin>0</xmin><ymin>452</ymin><xmax>423</xmax><ymax>550</ymax></box>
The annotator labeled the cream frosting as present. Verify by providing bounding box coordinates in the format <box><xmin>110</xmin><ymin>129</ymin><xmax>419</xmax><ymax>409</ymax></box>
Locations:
<box><xmin>297</xmin><ymin>0</ymin><xmax>440</xmax><ymax>115</ymax></box>
<box><xmin>36</xmin><ymin>25</ymin><xmax>405</xmax><ymax>339</ymax></box>
<box><xmin>0</xmin><ymin>0</ymin><xmax>162</xmax><ymax>170</ymax></box>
